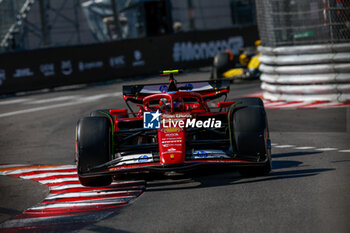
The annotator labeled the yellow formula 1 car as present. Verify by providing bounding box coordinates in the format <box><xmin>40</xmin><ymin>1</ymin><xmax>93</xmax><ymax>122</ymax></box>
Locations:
<box><xmin>211</xmin><ymin>40</ymin><xmax>261</xmax><ymax>80</ymax></box>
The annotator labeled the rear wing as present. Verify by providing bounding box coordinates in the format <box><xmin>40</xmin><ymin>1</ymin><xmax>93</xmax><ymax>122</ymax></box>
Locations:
<box><xmin>123</xmin><ymin>80</ymin><xmax>230</xmax><ymax>104</ymax></box>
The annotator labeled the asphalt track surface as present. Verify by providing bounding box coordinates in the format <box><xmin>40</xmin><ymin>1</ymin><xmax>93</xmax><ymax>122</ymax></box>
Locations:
<box><xmin>0</xmin><ymin>70</ymin><xmax>349</xmax><ymax>233</ymax></box>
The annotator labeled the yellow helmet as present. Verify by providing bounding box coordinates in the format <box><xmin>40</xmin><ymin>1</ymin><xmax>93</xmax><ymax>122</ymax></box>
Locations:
<box><xmin>239</xmin><ymin>54</ymin><xmax>249</xmax><ymax>66</ymax></box>
<box><xmin>254</xmin><ymin>40</ymin><xmax>261</xmax><ymax>47</ymax></box>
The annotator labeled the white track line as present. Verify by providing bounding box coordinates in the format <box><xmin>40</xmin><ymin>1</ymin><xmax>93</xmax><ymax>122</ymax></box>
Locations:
<box><xmin>0</xmin><ymin>98</ymin><xmax>32</xmax><ymax>105</ymax></box>
<box><xmin>294</xmin><ymin>147</ymin><xmax>316</xmax><ymax>150</ymax></box>
<box><xmin>338</xmin><ymin>149</ymin><xmax>350</xmax><ymax>153</ymax></box>
<box><xmin>274</xmin><ymin>145</ymin><xmax>295</xmax><ymax>148</ymax></box>
<box><xmin>315</xmin><ymin>148</ymin><xmax>338</xmax><ymax>151</ymax></box>
<box><xmin>0</xmin><ymin>101</ymin><xmax>87</xmax><ymax>118</ymax></box>
<box><xmin>27</xmin><ymin>96</ymin><xmax>79</xmax><ymax>105</ymax></box>
<box><xmin>0</xmin><ymin>92</ymin><xmax>121</xmax><ymax>118</ymax></box>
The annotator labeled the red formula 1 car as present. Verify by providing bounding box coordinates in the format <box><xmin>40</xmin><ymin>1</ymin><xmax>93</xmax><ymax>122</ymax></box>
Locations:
<box><xmin>76</xmin><ymin>70</ymin><xmax>271</xmax><ymax>186</ymax></box>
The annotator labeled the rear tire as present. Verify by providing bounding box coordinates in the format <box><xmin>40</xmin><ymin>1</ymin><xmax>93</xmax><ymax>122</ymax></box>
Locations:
<box><xmin>90</xmin><ymin>109</ymin><xmax>128</xmax><ymax>121</ymax></box>
<box><xmin>76</xmin><ymin>117</ymin><xmax>113</xmax><ymax>186</ymax></box>
<box><xmin>229</xmin><ymin>99</ymin><xmax>271</xmax><ymax>176</ymax></box>
<box><xmin>232</xmin><ymin>97</ymin><xmax>264</xmax><ymax>107</ymax></box>
<box><xmin>212</xmin><ymin>52</ymin><xmax>231</xmax><ymax>79</ymax></box>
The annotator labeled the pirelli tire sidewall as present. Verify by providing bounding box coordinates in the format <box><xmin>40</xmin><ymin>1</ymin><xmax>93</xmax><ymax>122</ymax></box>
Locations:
<box><xmin>76</xmin><ymin>116</ymin><xmax>113</xmax><ymax>186</ymax></box>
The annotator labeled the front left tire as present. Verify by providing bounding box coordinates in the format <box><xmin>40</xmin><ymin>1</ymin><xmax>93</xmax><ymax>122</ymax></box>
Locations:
<box><xmin>76</xmin><ymin>116</ymin><xmax>113</xmax><ymax>186</ymax></box>
<box><xmin>228</xmin><ymin>98</ymin><xmax>271</xmax><ymax>176</ymax></box>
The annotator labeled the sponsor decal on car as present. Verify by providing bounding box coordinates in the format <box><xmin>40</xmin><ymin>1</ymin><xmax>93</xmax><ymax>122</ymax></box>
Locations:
<box><xmin>187</xmin><ymin>150</ymin><xmax>230</xmax><ymax>159</ymax></box>
<box><xmin>138</xmin><ymin>155</ymin><xmax>150</xmax><ymax>163</ymax></box>
<box><xmin>164</xmin><ymin>133</ymin><xmax>180</xmax><ymax>137</ymax></box>
<box><xmin>162</xmin><ymin>127</ymin><xmax>182</xmax><ymax>133</ymax></box>
<box><xmin>161</xmin><ymin>144</ymin><xmax>182</xmax><ymax>147</ymax></box>
<box><xmin>159</xmin><ymin>85</ymin><xmax>168</xmax><ymax>93</ymax></box>
<box><xmin>114</xmin><ymin>153</ymin><xmax>154</xmax><ymax>165</ymax></box>
<box><xmin>194</xmin><ymin>150</ymin><xmax>208</xmax><ymax>159</ymax></box>
<box><xmin>161</xmin><ymin>140</ymin><xmax>182</xmax><ymax>144</ymax></box>
<box><xmin>139</xmin><ymin>82</ymin><xmax>214</xmax><ymax>94</ymax></box>
<box><xmin>163</xmin><ymin>151</ymin><xmax>183</xmax><ymax>155</ymax></box>
<box><xmin>163</xmin><ymin>147</ymin><xmax>182</xmax><ymax>154</ymax></box>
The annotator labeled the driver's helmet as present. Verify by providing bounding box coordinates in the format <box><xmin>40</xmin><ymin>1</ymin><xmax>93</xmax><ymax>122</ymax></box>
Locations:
<box><xmin>174</xmin><ymin>98</ymin><xmax>184</xmax><ymax>112</ymax></box>
<box><xmin>159</xmin><ymin>98</ymin><xmax>170</xmax><ymax>112</ymax></box>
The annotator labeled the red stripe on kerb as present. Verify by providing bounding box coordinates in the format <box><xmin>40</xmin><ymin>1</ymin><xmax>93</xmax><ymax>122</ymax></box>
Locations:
<box><xmin>12</xmin><ymin>204</ymin><xmax>127</xmax><ymax>219</ymax></box>
<box><xmin>186</xmin><ymin>159</ymin><xmax>252</xmax><ymax>163</ymax></box>
<box><xmin>49</xmin><ymin>185</ymin><xmax>143</xmax><ymax>194</ymax></box>
<box><xmin>25</xmin><ymin>203</ymin><xmax>127</xmax><ymax>215</ymax></box>
<box><xmin>44</xmin><ymin>181</ymin><xmax>80</xmax><ymax>186</ymax></box>
<box><xmin>31</xmin><ymin>174</ymin><xmax>78</xmax><ymax>181</ymax></box>
<box><xmin>0</xmin><ymin>222</ymin><xmax>95</xmax><ymax>233</ymax></box>
<box><xmin>11</xmin><ymin>169</ymin><xmax>76</xmax><ymax>177</ymax></box>
<box><xmin>41</xmin><ymin>192</ymin><xmax>141</xmax><ymax>204</ymax></box>
<box><xmin>0</xmin><ymin>164</ymin><xmax>145</xmax><ymax>232</ymax></box>
<box><xmin>41</xmin><ymin>195</ymin><xmax>134</xmax><ymax>204</ymax></box>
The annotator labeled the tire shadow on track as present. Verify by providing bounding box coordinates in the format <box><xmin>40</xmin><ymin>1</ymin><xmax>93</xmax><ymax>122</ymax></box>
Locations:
<box><xmin>143</xmin><ymin>151</ymin><xmax>333</xmax><ymax>192</ymax></box>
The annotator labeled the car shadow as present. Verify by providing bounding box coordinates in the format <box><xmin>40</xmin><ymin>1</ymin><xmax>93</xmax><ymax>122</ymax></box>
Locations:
<box><xmin>143</xmin><ymin>151</ymin><xmax>333</xmax><ymax>192</ymax></box>
<box><xmin>79</xmin><ymin>151</ymin><xmax>333</xmax><ymax>232</ymax></box>
<box><xmin>272</xmin><ymin>151</ymin><xmax>322</xmax><ymax>158</ymax></box>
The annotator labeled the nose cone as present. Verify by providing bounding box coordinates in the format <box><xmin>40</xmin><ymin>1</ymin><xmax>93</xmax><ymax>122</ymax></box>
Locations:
<box><xmin>158</xmin><ymin>127</ymin><xmax>186</xmax><ymax>164</ymax></box>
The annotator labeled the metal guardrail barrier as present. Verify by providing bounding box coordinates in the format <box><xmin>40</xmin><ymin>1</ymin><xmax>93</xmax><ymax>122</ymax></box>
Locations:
<box><xmin>256</xmin><ymin>0</ymin><xmax>350</xmax><ymax>102</ymax></box>
<box><xmin>255</xmin><ymin>0</ymin><xmax>350</xmax><ymax>47</ymax></box>
<box><xmin>258</xmin><ymin>43</ymin><xmax>350</xmax><ymax>102</ymax></box>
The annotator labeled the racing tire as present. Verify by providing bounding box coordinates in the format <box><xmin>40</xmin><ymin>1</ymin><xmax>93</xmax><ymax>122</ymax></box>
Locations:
<box><xmin>212</xmin><ymin>52</ymin><xmax>231</xmax><ymax>79</ymax></box>
<box><xmin>230</xmin><ymin>104</ymin><xmax>271</xmax><ymax>176</ymax></box>
<box><xmin>231</xmin><ymin>97</ymin><xmax>264</xmax><ymax>107</ymax></box>
<box><xmin>90</xmin><ymin>109</ymin><xmax>129</xmax><ymax>121</ymax></box>
<box><xmin>76</xmin><ymin>117</ymin><xmax>113</xmax><ymax>186</ymax></box>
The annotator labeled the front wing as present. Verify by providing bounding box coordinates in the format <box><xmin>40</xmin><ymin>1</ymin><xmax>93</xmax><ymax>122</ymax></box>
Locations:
<box><xmin>78</xmin><ymin>156</ymin><xmax>269</xmax><ymax>178</ymax></box>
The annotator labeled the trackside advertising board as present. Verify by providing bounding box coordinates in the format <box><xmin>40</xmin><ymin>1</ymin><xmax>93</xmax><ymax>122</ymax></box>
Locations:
<box><xmin>0</xmin><ymin>26</ymin><xmax>258</xmax><ymax>95</ymax></box>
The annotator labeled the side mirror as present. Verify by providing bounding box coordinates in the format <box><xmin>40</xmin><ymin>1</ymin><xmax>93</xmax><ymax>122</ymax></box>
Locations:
<box><xmin>109</xmin><ymin>109</ymin><xmax>128</xmax><ymax>116</ymax></box>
